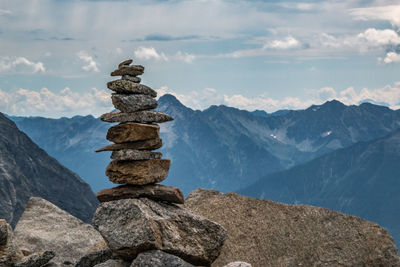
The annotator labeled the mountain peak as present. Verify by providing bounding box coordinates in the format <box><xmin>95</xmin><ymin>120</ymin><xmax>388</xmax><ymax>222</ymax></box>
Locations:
<box><xmin>158</xmin><ymin>94</ymin><xmax>183</xmax><ymax>106</ymax></box>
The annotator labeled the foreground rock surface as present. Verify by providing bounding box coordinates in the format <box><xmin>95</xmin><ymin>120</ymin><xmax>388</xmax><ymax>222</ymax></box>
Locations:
<box><xmin>131</xmin><ymin>250</ymin><xmax>194</xmax><ymax>267</ymax></box>
<box><xmin>185</xmin><ymin>189</ymin><xmax>400</xmax><ymax>267</ymax></box>
<box><xmin>93</xmin><ymin>198</ymin><xmax>226</xmax><ymax>266</ymax></box>
<box><xmin>97</xmin><ymin>184</ymin><xmax>184</xmax><ymax>204</ymax></box>
<box><xmin>106</xmin><ymin>122</ymin><xmax>160</xmax><ymax>143</ymax></box>
<box><xmin>101</xmin><ymin>111</ymin><xmax>173</xmax><ymax>124</ymax></box>
<box><xmin>13</xmin><ymin>197</ymin><xmax>107</xmax><ymax>266</ymax></box>
<box><xmin>0</xmin><ymin>219</ymin><xmax>21</xmax><ymax>266</ymax></box>
<box><xmin>14</xmin><ymin>250</ymin><xmax>55</xmax><ymax>267</ymax></box>
<box><xmin>106</xmin><ymin>159</ymin><xmax>170</xmax><ymax>185</ymax></box>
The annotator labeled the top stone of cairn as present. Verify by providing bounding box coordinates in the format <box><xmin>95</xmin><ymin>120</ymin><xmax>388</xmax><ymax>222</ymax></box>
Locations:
<box><xmin>111</xmin><ymin>59</ymin><xmax>144</xmax><ymax>76</ymax></box>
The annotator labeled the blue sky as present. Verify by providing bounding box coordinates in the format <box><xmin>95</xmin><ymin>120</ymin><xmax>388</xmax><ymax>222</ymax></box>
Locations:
<box><xmin>0</xmin><ymin>0</ymin><xmax>400</xmax><ymax>117</ymax></box>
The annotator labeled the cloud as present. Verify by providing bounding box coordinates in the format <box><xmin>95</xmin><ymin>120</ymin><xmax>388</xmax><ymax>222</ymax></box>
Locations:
<box><xmin>0</xmin><ymin>57</ymin><xmax>45</xmax><ymax>74</ymax></box>
<box><xmin>174</xmin><ymin>51</ymin><xmax>196</xmax><ymax>63</ymax></box>
<box><xmin>263</xmin><ymin>36</ymin><xmax>301</xmax><ymax>50</ymax></box>
<box><xmin>136</xmin><ymin>34</ymin><xmax>200</xmax><ymax>42</ymax></box>
<box><xmin>0</xmin><ymin>87</ymin><xmax>112</xmax><ymax>117</ymax></box>
<box><xmin>134</xmin><ymin>47</ymin><xmax>168</xmax><ymax>61</ymax></box>
<box><xmin>357</xmin><ymin>28</ymin><xmax>400</xmax><ymax>47</ymax></box>
<box><xmin>351</xmin><ymin>5</ymin><xmax>400</xmax><ymax>29</ymax></box>
<box><xmin>77</xmin><ymin>51</ymin><xmax>99</xmax><ymax>72</ymax></box>
<box><xmin>383</xmin><ymin>52</ymin><xmax>400</xmax><ymax>64</ymax></box>
<box><xmin>0</xmin><ymin>9</ymin><xmax>12</xmax><ymax>16</ymax></box>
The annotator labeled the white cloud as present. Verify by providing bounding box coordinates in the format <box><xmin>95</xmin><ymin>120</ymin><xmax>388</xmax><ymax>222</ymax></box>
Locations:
<box><xmin>357</xmin><ymin>28</ymin><xmax>400</xmax><ymax>47</ymax></box>
<box><xmin>0</xmin><ymin>9</ymin><xmax>12</xmax><ymax>15</ymax></box>
<box><xmin>263</xmin><ymin>36</ymin><xmax>301</xmax><ymax>50</ymax></box>
<box><xmin>174</xmin><ymin>51</ymin><xmax>196</xmax><ymax>63</ymax></box>
<box><xmin>77</xmin><ymin>51</ymin><xmax>99</xmax><ymax>72</ymax></box>
<box><xmin>134</xmin><ymin>47</ymin><xmax>168</xmax><ymax>61</ymax></box>
<box><xmin>0</xmin><ymin>87</ymin><xmax>112</xmax><ymax>117</ymax></box>
<box><xmin>383</xmin><ymin>52</ymin><xmax>400</xmax><ymax>63</ymax></box>
<box><xmin>0</xmin><ymin>57</ymin><xmax>45</xmax><ymax>74</ymax></box>
<box><xmin>351</xmin><ymin>5</ymin><xmax>400</xmax><ymax>29</ymax></box>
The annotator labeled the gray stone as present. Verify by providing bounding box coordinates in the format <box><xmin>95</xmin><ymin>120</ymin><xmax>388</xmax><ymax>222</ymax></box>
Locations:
<box><xmin>106</xmin><ymin>123</ymin><xmax>159</xmax><ymax>144</ymax></box>
<box><xmin>75</xmin><ymin>249</ymin><xmax>112</xmax><ymax>267</ymax></box>
<box><xmin>95</xmin><ymin>138</ymin><xmax>162</xmax><ymax>152</ymax></box>
<box><xmin>111</xmin><ymin>94</ymin><xmax>157</xmax><ymax>113</ymax></box>
<box><xmin>0</xmin><ymin>219</ymin><xmax>22</xmax><ymax>266</ymax></box>
<box><xmin>111</xmin><ymin>66</ymin><xmax>144</xmax><ymax>77</ymax></box>
<box><xmin>130</xmin><ymin>250</ymin><xmax>194</xmax><ymax>267</ymax></box>
<box><xmin>111</xmin><ymin>149</ymin><xmax>162</xmax><ymax>161</ymax></box>
<box><xmin>118</xmin><ymin>60</ymin><xmax>132</xmax><ymax>69</ymax></box>
<box><xmin>185</xmin><ymin>189</ymin><xmax>400</xmax><ymax>267</ymax></box>
<box><xmin>93</xmin><ymin>198</ymin><xmax>226</xmax><ymax>266</ymax></box>
<box><xmin>13</xmin><ymin>197</ymin><xmax>107</xmax><ymax>266</ymax></box>
<box><xmin>223</xmin><ymin>262</ymin><xmax>252</xmax><ymax>267</ymax></box>
<box><xmin>96</xmin><ymin>184</ymin><xmax>184</xmax><ymax>204</ymax></box>
<box><xmin>14</xmin><ymin>251</ymin><xmax>55</xmax><ymax>267</ymax></box>
<box><xmin>94</xmin><ymin>259</ymin><xmax>130</xmax><ymax>267</ymax></box>
<box><xmin>101</xmin><ymin>111</ymin><xmax>173</xmax><ymax>124</ymax></box>
<box><xmin>107</xmin><ymin>80</ymin><xmax>156</xmax><ymax>97</ymax></box>
<box><xmin>122</xmin><ymin>75</ymin><xmax>141</xmax><ymax>83</ymax></box>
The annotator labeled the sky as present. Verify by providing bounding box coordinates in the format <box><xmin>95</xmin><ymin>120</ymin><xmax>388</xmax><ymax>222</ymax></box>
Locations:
<box><xmin>0</xmin><ymin>0</ymin><xmax>400</xmax><ymax>117</ymax></box>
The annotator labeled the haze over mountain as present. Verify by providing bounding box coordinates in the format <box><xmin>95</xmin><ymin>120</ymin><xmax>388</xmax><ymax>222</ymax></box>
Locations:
<box><xmin>0</xmin><ymin>113</ymin><xmax>98</xmax><ymax>226</ymax></box>
<box><xmin>240</xmin><ymin>129</ymin><xmax>400</xmax><ymax>248</ymax></box>
<box><xmin>10</xmin><ymin>94</ymin><xmax>400</xmax><ymax>194</ymax></box>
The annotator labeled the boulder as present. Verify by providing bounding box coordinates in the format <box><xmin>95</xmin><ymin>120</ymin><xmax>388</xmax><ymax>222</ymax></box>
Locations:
<box><xmin>130</xmin><ymin>250</ymin><xmax>194</xmax><ymax>267</ymax></box>
<box><xmin>0</xmin><ymin>219</ymin><xmax>22</xmax><ymax>266</ymax></box>
<box><xmin>95</xmin><ymin>259</ymin><xmax>131</xmax><ymax>267</ymax></box>
<box><xmin>75</xmin><ymin>249</ymin><xmax>112</xmax><ymax>267</ymax></box>
<box><xmin>111</xmin><ymin>94</ymin><xmax>157</xmax><ymax>113</ymax></box>
<box><xmin>14</xmin><ymin>251</ymin><xmax>55</xmax><ymax>267</ymax></box>
<box><xmin>93</xmin><ymin>198</ymin><xmax>226</xmax><ymax>266</ymax></box>
<box><xmin>106</xmin><ymin>123</ymin><xmax>159</xmax><ymax>143</ymax></box>
<box><xmin>101</xmin><ymin>111</ymin><xmax>173</xmax><ymax>124</ymax></box>
<box><xmin>111</xmin><ymin>149</ymin><xmax>162</xmax><ymax>161</ymax></box>
<box><xmin>185</xmin><ymin>189</ymin><xmax>400</xmax><ymax>267</ymax></box>
<box><xmin>107</xmin><ymin>80</ymin><xmax>156</xmax><ymax>97</ymax></box>
<box><xmin>96</xmin><ymin>184</ymin><xmax>184</xmax><ymax>204</ymax></box>
<box><xmin>95</xmin><ymin>138</ymin><xmax>162</xmax><ymax>152</ymax></box>
<box><xmin>118</xmin><ymin>60</ymin><xmax>132</xmax><ymax>68</ymax></box>
<box><xmin>106</xmin><ymin>159</ymin><xmax>170</xmax><ymax>185</ymax></box>
<box><xmin>111</xmin><ymin>65</ymin><xmax>144</xmax><ymax>76</ymax></box>
<box><xmin>121</xmin><ymin>75</ymin><xmax>140</xmax><ymax>83</ymax></box>
<box><xmin>13</xmin><ymin>197</ymin><xmax>107</xmax><ymax>266</ymax></box>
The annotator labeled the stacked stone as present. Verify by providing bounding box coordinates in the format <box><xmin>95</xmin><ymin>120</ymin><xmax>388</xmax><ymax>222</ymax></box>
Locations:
<box><xmin>94</xmin><ymin>60</ymin><xmax>226</xmax><ymax>267</ymax></box>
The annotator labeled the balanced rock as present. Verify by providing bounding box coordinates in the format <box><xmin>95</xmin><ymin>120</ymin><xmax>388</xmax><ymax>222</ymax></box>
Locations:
<box><xmin>112</xmin><ymin>94</ymin><xmax>157</xmax><ymax>113</ymax></box>
<box><xmin>131</xmin><ymin>250</ymin><xmax>194</xmax><ymax>267</ymax></box>
<box><xmin>95</xmin><ymin>138</ymin><xmax>162</xmax><ymax>152</ymax></box>
<box><xmin>118</xmin><ymin>59</ymin><xmax>133</xmax><ymax>69</ymax></box>
<box><xmin>122</xmin><ymin>75</ymin><xmax>141</xmax><ymax>83</ymax></box>
<box><xmin>106</xmin><ymin>159</ymin><xmax>170</xmax><ymax>185</ymax></box>
<box><xmin>107</xmin><ymin>80</ymin><xmax>156</xmax><ymax>97</ymax></box>
<box><xmin>101</xmin><ymin>111</ymin><xmax>173</xmax><ymax>124</ymax></box>
<box><xmin>111</xmin><ymin>149</ymin><xmax>162</xmax><ymax>161</ymax></box>
<box><xmin>14</xmin><ymin>251</ymin><xmax>55</xmax><ymax>267</ymax></box>
<box><xmin>93</xmin><ymin>198</ymin><xmax>227</xmax><ymax>266</ymax></box>
<box><xmin>97</xmin><ymin>184</ymin><xmax>184</xmax><ymax>204</ymax></box>
<box><xmin>111</xmin><ymin>65</ymin><xmax>144</xmax><ymax>77</ymax></box>
<box><xmin>106</xmin><ymin>123</ymin><xmax>159</xmax><ymax>143</ymax></box>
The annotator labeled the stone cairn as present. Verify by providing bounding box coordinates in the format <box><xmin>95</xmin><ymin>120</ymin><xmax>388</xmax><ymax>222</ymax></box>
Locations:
<box><xmin>94</xmin><ymin>59</ymin><xmax>227</xmax><ymax>266</ymax></box>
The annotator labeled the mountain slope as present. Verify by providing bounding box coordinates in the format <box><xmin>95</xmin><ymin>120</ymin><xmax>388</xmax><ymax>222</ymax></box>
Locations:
<box><xmin>0</xmin><ymin>113</ymin><xmax>98</xmax><ymax>226</ymax></box>
<box><xmin>240</xmin><ymin>129</ymin><xmax>400</xmax><ymax>247</ymax></box>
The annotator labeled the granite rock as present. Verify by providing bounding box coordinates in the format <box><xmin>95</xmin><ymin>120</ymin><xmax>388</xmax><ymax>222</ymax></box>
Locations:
<box><xmin>94</xmin><ymin>259</ymin><xmax>131</xmax><ymax>267</ymax></box>
<box><xmin>112</xmin><ymin>94</ymin><xmax>157</xmax><ymax>113</ymax></box>
<box><xmin>101</xmin><ymin>111</ymin><xmax>173</xmax><ymax>124</ymax></box>
<box><xmin>106</xmin><ymin>123</ymin><xmax>159</xmax><ymax>143</ymax></box>
<box><xmin>75</xmin><ymin>249</ymin><xmax>112</xmax><ymax>267</ymax></box>
<box><xmin>106</xmin><ymin>159</ymin><xmax>170</xmax><ymax>185</ymax></box>
<box><xmin>95</xmin><ymin>138</ymin><xmax>162</xmax><ymax>152</ymax></box>
<box><xmin>107</xmin><ymin>80</ymin><xmax>156</xmax><ymax>97</ymax></box>
<box><xmin>118</xmin><ymin>60</ymin><xmax>133</xmax><ymax>69</ymax></box>
<box><xmin>0</xmin><ymin>219</ymin><xmax>21</xmax><ymax>266</ymax></box>
<box><xmin>122</xmin><ymin>75</ymin><xmax>141</xmax><ymax>83</ymax></box>
<box><xmin>93</xmin><ymin>198</ymin><xmax>226</xmax><ymax>266</ymax></box>
<box><xmin>130</xmin><ymin>250</ymin><xmax>194</xmax><ymax>267</ymax></box>
<box><xmin>111</xmin><ymin>65</ymin><xmax>144</xmax><ymax>77</ymax></box>
<box><xmin>97</xmin><ymin>184</ymin><xmax>184</xmax><ymax>204</ymax></box>
<box><xmin>14</xmin><ymin>251</ymin><xmax>55</xmax><ymax>267</ymax></box>
<box><xmin>111</xmin><ymin>149</ymin><xmax>162</xmax><ymax>161</ymax></box>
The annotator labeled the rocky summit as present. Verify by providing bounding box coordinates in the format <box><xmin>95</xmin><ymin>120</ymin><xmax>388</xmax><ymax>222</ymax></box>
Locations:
<box><xmin>94</xmin><ymin>59</ymin><xmax>227</xmax><ymax>266</ymax></box>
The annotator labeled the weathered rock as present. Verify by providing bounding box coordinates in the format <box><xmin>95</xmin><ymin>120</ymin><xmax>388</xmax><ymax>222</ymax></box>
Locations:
<box><xmin>95</xmin><ymin>138</ymin><xmax>162</xmax><ymax>152</ymax></box>
<box><xmin>14</xmin><ymin>251</ymin><xmax>55</xmax><ymax>267</ymax></box>
<box><xmin>0</xmin><ymin>219</ymin><xmax>21</xmax><ymax>266</ymax></box>
<box><xmin>13</xmin><ymin>197</ymin><xmax>107</xmax><ymax>266</ymax></box>
<box><xmin>185</xmin><ymin>189</ymin><xmax>400</xmax><ymax>267</ymax></box>
<box><xmin>106</xmin><ymin>123</ymin><xmax>159</xmax><ymax>143</ymax></box>
<box><xmin>93</xmin><ymin>198</ymin><xmax>226</xmax><ymax>266</ymax></box>
<box><xmin>111</xmin><ymin>149</ymin><xmax>162</xmax><ymax>161</ymax></box>
<box><xmin>107</xmin><ymin>80</ymin><xmax>156</xmax><ymax>97</ymax></box>
<box><xmin>0</xmin><ymin>220</ymin><xmax>8</xmax><ymax>247</ymax></box>
<box><xmin>75</xmin><ymin>249</ymin><xmax>112</xmax><ymax>267</ymax></box>
<box><xmin>111</xmin><ymin>65</ymin><xmax>144</xmax><ymax>77</ymax></box>
<box><xmin>97</xmin><ymin>184</ymin><xmax>184</xmax><ymax>204</ymax></box>
<box><xmin>101</xmin><ymin>111</ymin><xmax>173</xmax><ymax>124</ymax></box>
<box><xmin>130</xmin><ymin>250</ymin><xmax>194</xmax><ymax>267</ymax></box>
<box><xmin>118</xmin><ymin>60</ymin><xmax>133</xmax><ymax>69</ymax></box>
<box><xmin>112</xmin><ymin>94</ymin><xmax>157</xmax><ymax>113</ymax></box>
<box><xmin>223</xmin><ymin>262</ymin><xmax>252</xmax><ymax>267</ymax></box>
<box><xmin>94</xmin><ymin>259</ymin><xmax>131</xmax><ymax>267</ymax></box>
<box><xmin>106</xmin><ymin>159</ymin><xmax>170</xmax><ymax>185</ymax></box>
<box><xmin>122</xmin><ymin>75</ymin><xmax>141</xmax><ymax>83</ymax></box>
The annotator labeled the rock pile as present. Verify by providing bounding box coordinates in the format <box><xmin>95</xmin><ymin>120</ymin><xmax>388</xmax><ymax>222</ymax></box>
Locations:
<box><xmin>94</xmin><ymin>60</ymin><xmax>227</xmax><ymax>266</ymax></box>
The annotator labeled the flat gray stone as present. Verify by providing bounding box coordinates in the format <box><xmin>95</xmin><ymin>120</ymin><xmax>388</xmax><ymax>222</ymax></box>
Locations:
<box><xmin>111</xmin><ymin>66</ymin><xmax>144</xmax><ymax>76</ymax></box>
<box><xmin>118</xmin><ymin>60</ymin><xmax>133</xmax><ymax>69</ymax></box>
<box><xmin>96</xmin><ymin>184</ymin><xmax>184</xmax><ymax>204</ymax></box>
<box><xmin>112</xmin><ymin>94</ymin><xmax>157</xmax><ymax>113</ymax></box>
<box><xmin>95</xmin><ymin>138</ymin><xmax>162</xmax><ymax>152</ymax></box>
<box><xmin>122</xmin><ymin>75</ymin><xmax>141</xmax><ymax>83</ymax></box>
<box><xmin>93</xmin><ymin>198</ymin><xmax>227</xmax><ymax>266</ymax></box>
<box><xmin>107</xmin><ymin>80</ymin><xmax>156</xmax><ymax>97</ymax></box>
<box><xmin>111</xmin><ymin>149</ymin><xmax>162</xmax><ymax>161</ymax></box>
<box><xmin>101</xmin><ymin>111</ymin><xmax>173</xmax><ymax>124</ymax></box>
<box><xmin>130</xmin><ymin>250</ymin><xmax>194</xmax><ymax>267</ymax></box>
